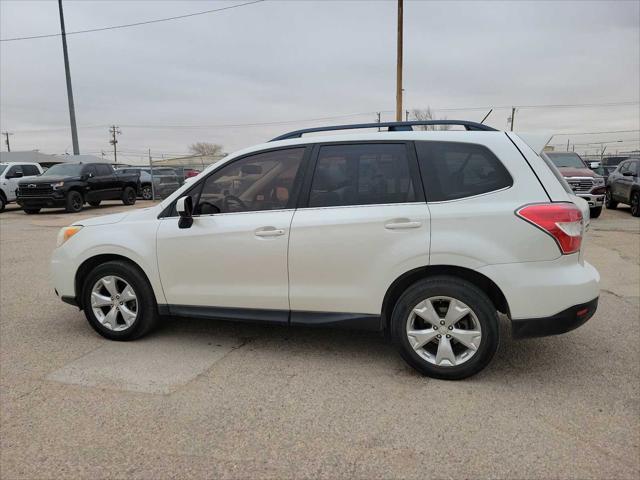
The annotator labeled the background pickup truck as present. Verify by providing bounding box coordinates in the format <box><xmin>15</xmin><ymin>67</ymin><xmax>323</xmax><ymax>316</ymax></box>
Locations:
<box><xmin>0</xmin><ymin>162</ymin><xmax>44</xmax><ymax>212</ymax></box>
<box><xmin>17</xmin><ymin>162</ymin><xmax>139</xmax><ymax>214</ymax></box>
<box><xmin>545</xmin><ymin>151</ymin><xmax>606</xmax><ymax>218</ymax></box>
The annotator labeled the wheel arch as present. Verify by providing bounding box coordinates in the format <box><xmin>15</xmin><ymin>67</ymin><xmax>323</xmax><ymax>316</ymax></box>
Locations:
<box><xmin>381</xmin><ymin>265</ymin><xmax>510</xmax><ymax>332</ymax></box>
<box><xmin>75</xmin><ymin>254</ymin><xmax>152</xmax><ymax>310</ymax></box>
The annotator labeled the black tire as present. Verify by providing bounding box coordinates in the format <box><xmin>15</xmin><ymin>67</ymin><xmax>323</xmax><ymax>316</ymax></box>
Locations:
<box><xmin>23</xmin><ymin>208</ymin><xmax>41</xmax><ymax>214</ymax></box>
<box><xmin>391</xmin><ymin>276</ymin><xmax>499</xmax><ymax>380</ymax></box>
<box><xmin>141</xmin><ymin>184</ymin><xmax>153</xmax><ymax>200</ymax></box>
<box><xmin>590</xmin><ymin>206</ymin><xmax>602</xmax><ymax>219</ymax></box>
<box><xmin>88</xmin><ymin>200</ymin><xmax>101</xmax><ymax>207</ymax></box>
<box><xmin>0</xmin><ymin>195</ymin><xmax>5</xmax><ymax>212</ymax></box>
<box><xmin>631</xmin><ymin>191</ymin><xmax>640</xmax><ymax>217</ymax></box>
<box><xmin>605</xmin><ymin>188</ymin><xmax>618</xmax><ymax>209</ymax></box>
<box><xmin>65</xmin><ymin>190</ymin><xmax>83</xmax><ymax>213</ymax></box>
<box><xmin>81</xmin><ymin>260</ymin><xmax>158</xmax><ymax>341</ymax></box>
<box><xmin>122</xmin><ymin>186</ymin><xmax>136</xmax><ymax>205</ymax></box>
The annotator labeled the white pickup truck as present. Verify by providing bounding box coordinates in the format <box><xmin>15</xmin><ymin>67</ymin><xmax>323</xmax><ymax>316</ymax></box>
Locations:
<box><xmin>0</xmin><ymin>162</ymin><xmax>44</xmax><ymax>212</ymax></box>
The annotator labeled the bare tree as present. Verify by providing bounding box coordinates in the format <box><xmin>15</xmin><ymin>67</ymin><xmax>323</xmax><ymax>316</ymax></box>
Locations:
<box><xmin>189</xmin><ymin>142</ymin><xmax>224</xmax><ymax>156</ymax></box>
<box><xmin>411</xmin><ymin>107</ymin><xmax>451</xmax><ymax>130</ymax></box>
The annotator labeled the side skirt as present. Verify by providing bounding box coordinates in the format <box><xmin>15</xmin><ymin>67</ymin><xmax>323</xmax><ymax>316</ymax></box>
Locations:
<box><xmin>159</xmin><ymin>305</ymin><xmax>382</xmax><ymax>331</ymax></box>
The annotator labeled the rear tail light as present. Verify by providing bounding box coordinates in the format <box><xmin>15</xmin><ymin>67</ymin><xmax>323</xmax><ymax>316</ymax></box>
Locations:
<box><xmin>516</xmin><ymin>203</ymin><xmax>584</xmax><ymax>255</ymax></box>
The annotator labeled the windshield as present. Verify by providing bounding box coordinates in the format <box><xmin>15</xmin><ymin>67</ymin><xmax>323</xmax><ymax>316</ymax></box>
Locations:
<box><xmin>547</xmin><ymin>153</ymin><xmax>586</xmax><ymax>168</ymax></box>
<box><xmin>42</xmin><ymin>163</ymin><xmax>83</xmax><ymax>176</ymax></box>
<box><xmin>0</xmin><ymin>165</ymin><xmax>6</xmax><ymax>175</ymax></box>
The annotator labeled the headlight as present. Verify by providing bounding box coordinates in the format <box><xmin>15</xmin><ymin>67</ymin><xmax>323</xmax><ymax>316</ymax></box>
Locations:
<box><xmin>593</xmin><ymin>177</ymin><xmax>605</xmax><ymax>186</ymax></box>
<box><xmin>56</xmin><ymin>225</ymin><xmax>83</xmax><ymax>247</ymax></box>
<box><xmin>52</xmin><ymin>181</ymin><xmax>64</xmax><ymax>189</ymax></box>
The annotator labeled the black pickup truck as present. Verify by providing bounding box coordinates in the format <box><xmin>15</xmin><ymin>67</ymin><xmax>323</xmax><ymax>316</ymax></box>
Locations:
<box><xmin>17</xmin><ymin>162</ymin><xmax>139</xmax><ymax>214</ymax></box>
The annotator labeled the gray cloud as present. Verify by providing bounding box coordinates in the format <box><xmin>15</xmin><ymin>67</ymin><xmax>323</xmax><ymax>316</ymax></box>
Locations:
<box><xmin>1</xmin><ymin>0</ymin><xmax>638</xmax><ymax>161</ymax></box>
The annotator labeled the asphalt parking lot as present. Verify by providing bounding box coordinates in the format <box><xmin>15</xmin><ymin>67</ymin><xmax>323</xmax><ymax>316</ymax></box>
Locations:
<box><xmin>1</xmin><ymin>201</ymin><xmax>638</xmax><ymax>479</ymax></box>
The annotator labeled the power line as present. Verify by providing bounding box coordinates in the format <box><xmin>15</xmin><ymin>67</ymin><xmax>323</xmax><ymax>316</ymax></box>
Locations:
<box><xmin>0</xmin><ymin>0</ymin><xmax>265</xmax><ymax>42</ymax></box>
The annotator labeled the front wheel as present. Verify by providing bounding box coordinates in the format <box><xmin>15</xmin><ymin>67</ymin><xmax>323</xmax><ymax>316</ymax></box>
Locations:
<box><xmin>122</xmin><ymin>186</ymin><xmax>136</xmax><ymax>205</ymax></box>
<box><xmin>82</xmin><ymin>260</ymin><xmax>158</xmax><ymax>340</ymax></box>
<box><xmin>631</xmin><ymin>191</ymin><xmax>640</xmax><ymax>217</ymax></box>
<box><xmin>590</xmin><ymin>206</ymin><xmax>602</xmax><ymax>219</ymax></box>
<box><xmin>391</xmin><ymin>276</ymin><xmax>499</xmax><ymax>380</ymax></box>
<box><xmin>65</xmin><ymin>191</ymin><xmax>83</xmax><ymax>213</ymax></box>
<box><xmin>605</xmin><ymin>188</ymin><xmax>618</xmax><ymax>209</ymax></box>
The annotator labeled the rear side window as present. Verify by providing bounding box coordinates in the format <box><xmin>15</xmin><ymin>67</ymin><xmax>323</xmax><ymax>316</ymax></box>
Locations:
<box><xmin>95</xmin><ymin>164</ymin><xmax>112</xmax><ymax>176</ymax></box>
<box><xmin>308</xmin><ymin>144</ymin><xmax>417</xmax><ymax>207</ymax></box>
<box><xmin>415</xmin><ymin>141</ymin><xmax>513</xmax><ymax>201</ymax></box>
<box><xmin>21</xmin><ymin>165</ymin><xmax>40</xmax><ymax>176</ymax></box>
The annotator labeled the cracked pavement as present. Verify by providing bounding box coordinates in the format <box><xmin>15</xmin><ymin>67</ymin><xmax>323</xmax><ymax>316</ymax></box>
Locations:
<box><xmin>1</xmin><ymin>201</ymin><xmax>638</xmax><ymax>479</ymax></box>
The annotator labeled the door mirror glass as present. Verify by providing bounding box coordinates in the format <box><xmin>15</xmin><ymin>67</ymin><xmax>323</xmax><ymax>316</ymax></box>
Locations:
<box><xmin>176</xmin><ymin>195</ymin><xmax>194</xmax><ymax>229</ymax></box>
<box><xmin>10</xmin><ymin>170</ymin><xmax>23</xmax><ymax>178</ymax></box>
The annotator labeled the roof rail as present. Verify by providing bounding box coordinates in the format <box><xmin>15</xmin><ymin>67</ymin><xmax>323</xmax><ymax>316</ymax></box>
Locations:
<box><xmin>270</xmin><ymin>120</ymin><xmax>497</xmax><ymax>141</ymax></box>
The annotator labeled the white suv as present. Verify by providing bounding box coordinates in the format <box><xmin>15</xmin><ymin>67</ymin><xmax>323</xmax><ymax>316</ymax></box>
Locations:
<box><xmin>0</xmin><ymin>162</ymin><xmax>44</xmax><ymax>211</ymax></box>
<box><xmin>51</xmin><ymin>121</ymin><xmax>600</xmax><ymax>379</ymax></box>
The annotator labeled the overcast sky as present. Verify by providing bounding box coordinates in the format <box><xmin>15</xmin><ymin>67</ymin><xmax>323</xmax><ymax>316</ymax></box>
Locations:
<box><xmin>1</xmin><ymin>0</ymin><xmax>639</xmax><ymax>163</ymax></box>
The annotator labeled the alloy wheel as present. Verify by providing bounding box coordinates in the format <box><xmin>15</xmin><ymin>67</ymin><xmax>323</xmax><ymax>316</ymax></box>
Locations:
<box><xmin>90</xmin><ymin>275</ymin><xmax>138</xmax><ymax>331</ymax></box>
<box><xmin>406</xmin><ymin>296</ymin><xmax>482</xmax><ymax>367</ymax></box>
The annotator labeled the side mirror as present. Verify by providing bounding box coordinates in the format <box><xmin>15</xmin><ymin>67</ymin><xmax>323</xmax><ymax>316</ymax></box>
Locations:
<box><xmin>11</xmin><ymin>171</ymin><xmax>24</xmax><ymax>179</ymax></box>
<box><xmin>622</xmin><ymin>171</ymin><xmax>633</xmax><ymax>177</ymax></box>
<box><xmin>176</xmin><ymin>195</ymin><xmax>193</xmax><ymax>229</ymax></box>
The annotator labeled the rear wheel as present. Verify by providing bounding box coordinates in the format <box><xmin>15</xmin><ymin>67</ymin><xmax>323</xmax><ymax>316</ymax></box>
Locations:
<box><xmin>82</xmin><ymin>260</ymin><xmax>158</xmax><ymax>340</ymax></box>
<box><xmin>141</xmin><ymin>184</ymin><xmax>152</xmax><ymax>200</ymax></box>
<box><xmin>605</xmin><ymin>188</ymin><xmax>618</xmax><ymax>209</ymax></box>
<box><xmin>122</xmin><ymin>186</ymin><xmax>136</xmax><ymax>205</ymax></box>
<box><xmin>631</xmin><ymin>191</ymin><xmax>640</xmax><ymax>217</ymax></box>
<box><xmin>590</xmin><ymin>206</ymin><xmax>602</xmax><ymax>219</ymax></box>
<box><xmin>88</xmin><ymin>200</ymin><xmax>101</xmax><ymax>207</ymax></box>
<box><xmin>0</xmin><ymin>195</ymin><xmax>5</xmax><ymax>212</ymax></box>
<box><xmin>23</xmin><ymin>208</ymin><xmax>41</xmax><ymax>214</ymax></box>
<box><xmin>391</xmin><ymin>276</ymin><xmax>499</xmax><ymax>380</ymax></box>
<box><xmin>66</xmin><ymin>191</ymin><xmax>83</xmax><ymax>213</ymax></box>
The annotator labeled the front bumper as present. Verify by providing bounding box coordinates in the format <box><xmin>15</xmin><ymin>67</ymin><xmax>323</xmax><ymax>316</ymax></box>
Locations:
<box><xmin>576</xmin><ymin>193</ymin><xmax>604</xmax><ymax>208</ymax></box>
<box><xmin>17</xmin><ymin>195</ymin><xmax>66</xmax><ymax>208</ymax></box>
<box><xmin>511</xmin><ymin>297</ymin><xmax>598</xmax><ymax>338</ymax></box>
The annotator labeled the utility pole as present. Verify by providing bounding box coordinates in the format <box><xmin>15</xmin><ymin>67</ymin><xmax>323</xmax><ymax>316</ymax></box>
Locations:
<box><xmin>405</xmin><ymin>110</ymin><xmax>409</xmax><ymax>121</ymax></box>
<box><xmin>509</xmin><ymin>106</ymin><xmax>516</xmax><ymax>131</ymax></box>
<box><xmin>109</xmin><ymin>125</ymin><xmax>121</xmax><ymax>165</ymax></box>
<box><xmin>58</xmin><ymin>0</ymin><xmax>79</xmax><ymax>155</ymax></box>
<box><xmin>148</xmin><ymin>148</ymin><xmax>155</xmax><ymax>201</ymax></box>
<box><xmin>376</xmin><ymin>112</ymin><xmax>381</xmax><ymax>131</ymax></box>
<box><xmin>2</xmin><ymin>132</ymin><xmax>13</xmax><ymax>152</ymax></box>
<box><xmin>566</xmin><ymin>139</ymin><xmax>570</xmax><ymax>151</ymax></box>
<box><xmin>395</xmin><ymin>0</ymin><xmax>403</xmax><ymax>121</ymax></box>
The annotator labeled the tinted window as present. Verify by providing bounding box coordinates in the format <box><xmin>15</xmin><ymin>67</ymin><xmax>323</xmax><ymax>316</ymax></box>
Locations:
<box><xmin>42</xmin><ymin>164</ymin><xmax>83</xmax><ymax>176</ymax></box>
<box><xmin>6</xmin><ymin>165</ymin><xmax>21</xmax><ymax>177</ymax></box>
<box><xmin>618</xmin><ymin>162</ymin><xmax>630</xmax><ymax>174</ymax></box>
<box><xmin>193</xmin><ymin>147</ymin><xmax>305</xmax><ymax>215</ymax></box>
<box><xmin>22</xmin><ymin>165</ymin><xmax>40</xmax><ymax>176</ymax></box>
<box><xmin>628</xmin><ymin>161</ymin><xmax>639</xmax><ymax>175</ymax></box>
<box><xmin>95</xmin><ymin>164</ymin><xmax>112</xmax><ymax>176</ymax></box>
<box><xmin>416</xmin><ymin>141</ymin><xmax>513</xmax><ymax>201</ymax></box>
<box><xmin>308</xmin><ymin>144</ymin><xmax>416</xmax><ymax>207</ymax></box>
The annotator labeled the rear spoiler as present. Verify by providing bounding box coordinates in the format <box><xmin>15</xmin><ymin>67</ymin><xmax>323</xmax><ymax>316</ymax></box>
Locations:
<box><xmin>512</xmin><ymin>133</ymin><xmax>553</xmax><ymax>156</ymax></box>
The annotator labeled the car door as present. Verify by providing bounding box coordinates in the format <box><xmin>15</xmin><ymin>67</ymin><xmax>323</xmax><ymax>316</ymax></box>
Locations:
<box><xmin>614</xmin><ymin>161</ymin><xmax>631</xmax><ymax>201</ymax></box>
<box><xmin>156</xmin><ymin>146</ymin><xmax>308</xmax><ymax>321</ymax></box>
<box><xmin>287</xmin><ymin>142</ymin><xmax>429</xmax><ymax>325</ymax></box>
<box><xmin>82</xmin><ymin>165</ymin><xmax>102</xmax><ymax>201</ymax></box>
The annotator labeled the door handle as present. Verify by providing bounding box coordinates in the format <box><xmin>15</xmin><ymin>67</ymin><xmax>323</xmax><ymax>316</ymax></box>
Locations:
<box><xmin>255</xmin><ymin>227</ymin><xmax>285</xmax><ymax>237</ymax></box>
<box><xmin>384</xmin><ymin>219</ymin><xmax>422</xmax><ymax>230</ymax></box>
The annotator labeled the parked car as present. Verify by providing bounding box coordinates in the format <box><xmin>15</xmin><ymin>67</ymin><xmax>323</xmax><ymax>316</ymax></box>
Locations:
<box><xmin>17</xmin><ymin>162</ymin><xmax>139</xmax><ymax>214</ymax></box>
<box><xmin>0</xmin><ymin>162</ymin><xmax>43</xmax><ymax>212</ymax></box>
<box><xmin>545</xmin><ymin>152</ymin><xmax>606</xmax><ymax>218</ymax></box>
<box><xmin>116</xmin><ymin>167</ymin><xmax>180</xmax><ymax>200</ymax></box>
<box><xmin>51</xmin><ymin>121</ymin><xmax>599</xmax><ymax>380</ymax></box>
<box><xmin>605</xmin><ymin>157</ymin><xmax>640</xmax><ymax>217</ymax></box>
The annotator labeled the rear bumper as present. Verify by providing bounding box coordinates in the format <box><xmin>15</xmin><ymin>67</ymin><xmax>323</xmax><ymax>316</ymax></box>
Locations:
<box><xmin>511</xmin><ymin>297</ymin><xmax>598</xmax><ymax>338</ymax></box>
<box><xmin>576</xmin><ymin>193</ymin><xmax>604</xmax><ymax>208</ymax></box>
